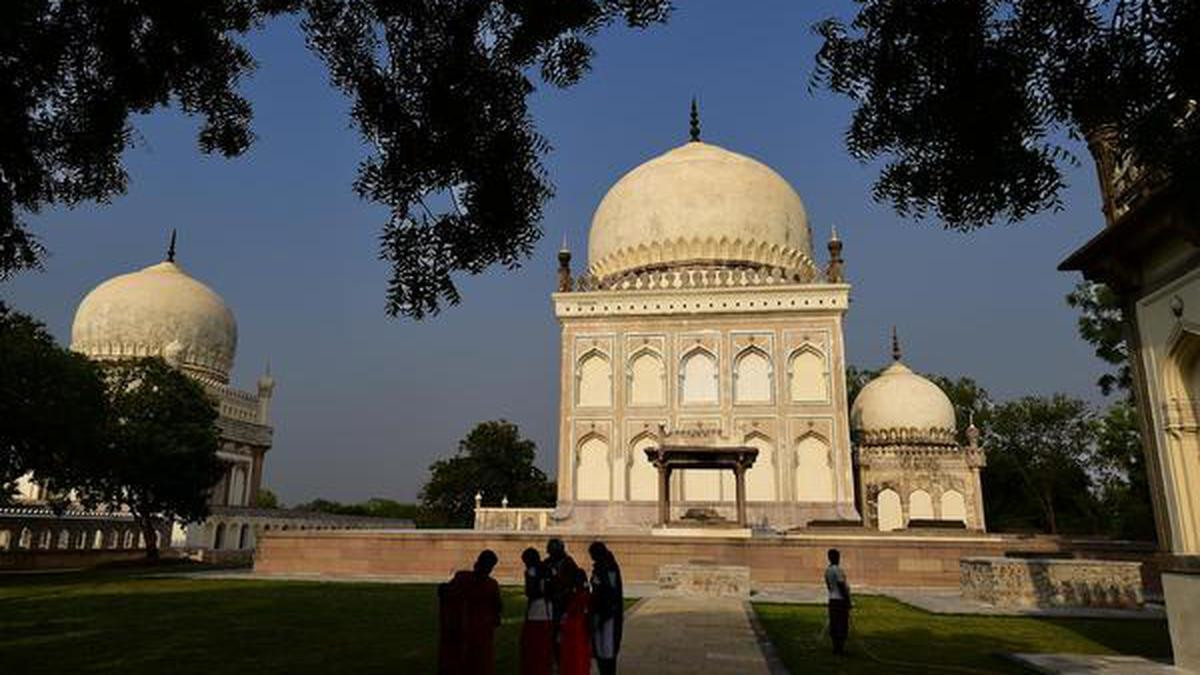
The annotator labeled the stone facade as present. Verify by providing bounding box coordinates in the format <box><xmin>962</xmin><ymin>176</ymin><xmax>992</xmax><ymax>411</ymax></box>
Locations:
<box><xmin>960</xmin><ymin>557</ymin><xmax>1144</xmax><ymax>609</ymax></box>
<box><xmin>857</xmin><ymin>442</ymin><xmax>987</xmax><ymax>532</ymax></box>
<box><xmin>658</xmin><ymin>563</ymin><xmax>751</xmax><ymax>598</ymax></box>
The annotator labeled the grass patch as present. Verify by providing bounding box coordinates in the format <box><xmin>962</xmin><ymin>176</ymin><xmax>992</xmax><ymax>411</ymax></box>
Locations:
<box><xmin>0</xmin><ymin>566</ymin><xmax>528</xmax><ymax>674</ymax></box>
<box><xmin>754</xmin><ymin>595</ymin><xmax>1172</xmax><ymax>674</ymax></box>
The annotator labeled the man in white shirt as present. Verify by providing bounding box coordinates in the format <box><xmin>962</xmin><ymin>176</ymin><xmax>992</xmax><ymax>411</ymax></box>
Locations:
<box><xmin>824</xmin><ymin>548</ymin><xmax>852</xmax><ymax>655</ymax></box>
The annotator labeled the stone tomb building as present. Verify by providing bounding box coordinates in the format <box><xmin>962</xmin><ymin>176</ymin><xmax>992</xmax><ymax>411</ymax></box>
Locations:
<box><xmin>548</xmin><ymin>132</ymin><xmax>985</xmax><ymax>533</ymax></box>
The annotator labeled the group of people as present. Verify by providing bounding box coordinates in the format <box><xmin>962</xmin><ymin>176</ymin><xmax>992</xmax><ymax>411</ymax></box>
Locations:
<box><xmin>436</xmin><ymin>538</ymin><xmax>624</xmax><ymax>675</ymax></box>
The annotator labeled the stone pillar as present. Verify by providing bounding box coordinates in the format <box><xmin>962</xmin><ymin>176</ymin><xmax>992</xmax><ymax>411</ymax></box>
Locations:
<box><xmin>734</xmin><ymin>465</ymin><xmax>747</xmax><ymax>527</ymax></box>
<box><xmin>657</xmin><ymin>466</ymin><xmax>671</xmax><ymax>526</ymax></box>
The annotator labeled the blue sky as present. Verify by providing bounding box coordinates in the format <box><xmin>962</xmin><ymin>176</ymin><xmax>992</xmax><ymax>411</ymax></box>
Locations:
<box><xmin>3</xmin><ymin>4</ymin><xmax>1111</xmax><ymax>505</ymax></box>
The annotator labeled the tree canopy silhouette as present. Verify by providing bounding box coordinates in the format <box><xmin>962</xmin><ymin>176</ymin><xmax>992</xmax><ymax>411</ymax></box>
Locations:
<box><xmin>812</xmin><ymin>0</ymin><xmax>1200</xmax><ymax>228</ymax></box>
<box><xmin>0</xmin><ymin>0</ymin><xmax>671</xmax><ymax>317</ymax></box>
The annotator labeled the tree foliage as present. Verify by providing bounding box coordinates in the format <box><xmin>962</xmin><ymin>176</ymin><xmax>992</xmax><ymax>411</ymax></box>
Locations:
<box><xmin>254</xmin><ymin>487</ymin><xmax>281</xmax><ymax>509</ymax></box>
<box><xmin>985</xmin><ymin>395</ymin><xmax>1101</xmax><ymax>534</ymax></box>
<box><xmin>292</xmin><ymin>497</ymin><xmax>419</xmax><ymax>521</ymax></box>
<box><xmin>1067</xmin><ymin>280</ymin><xmax>1132</xmax><ymax>396</ymax></box>
<box><xmin>0</xmin><ymin>302</ymin><xmax>107</xmax><ymax>505</ymax></box>
<box><xmin>0</xmin><ymin>0</ymin><xmax>671</xmax><ymax>317</ymax></box>
<box><xmin>813</xmin><ymin>0</ymin><xmax>1200</xmax><ymax>229</ymax></box>
<box><xmin>81</xmin><ymin>357</ymin><xmax>225</xmax><ymax>558</ymax></box>
<box><xmin>419</xmin><ymin>419</ymin><xmax>554</xmax><ymax>527</ymax></box>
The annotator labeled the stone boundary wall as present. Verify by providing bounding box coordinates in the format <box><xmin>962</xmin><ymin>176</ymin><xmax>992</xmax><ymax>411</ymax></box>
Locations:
<box><xmin>960</xmin><ymin>557</ymin><xmax>1144</xmax><ymax>608</ymax></box>
<box><xmin>0</xmin><ymin>549</ymin><xmax>153</xmax><ymax>571</ymax></box>
<box><xmin>254</xmin><ymin>530</ymin><xmax>1160</xmax><ymax>590</ymax></box>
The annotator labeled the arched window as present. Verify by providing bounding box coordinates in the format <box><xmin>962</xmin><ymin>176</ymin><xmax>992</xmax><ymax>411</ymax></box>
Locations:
<box><xmin>680</xmin><ymin>348</ymin><xmax>718</xmax><ymax>405</ymax></box>
<box><xmin>789</xmin><ymin>348</ymin><xmax>828</xmax><ymax>402</ymax></box>
<box><xmin>214</xmin><ymin>523</ymin><xmax>227</xmax><ymax>550</ymax></box>
<box><xmin>628</xmin><ymin>350</ymin><xmax>666</xmax><ymax>406</ymax></box>
<box><xmin>238</xmin><ymin>524</ymin><xmax>250</xmax><ymax>549</ymax></box>
<box><xmin>795</xmin><ymin>435</ymin><xmax>833</xmax><ymax>501</ymax></box>
<box><xmin>92</xmin><ymin>529</ymin><xmax>104</xmax><ymax>549</ymax></box>
<box><xmin>76</xmin><ymin>530</ymin><xmax>88</xmax><ymax>549</ymax></box>
<box><xmin>909</xmin><ymin>489</ymin><xmax>934</xmax><ymax>520</ymax></box>
<box><xmin>744</xmin><ymin>435</ymin><xmax>776</xmax><ymax>501</ymax></box>
<box><xmin>576</xmin><ymin>436</ymin><xmax>611</xmax><ymax>501</ymax></box>
<box><xmin>18</xmin><ymin>528</ymin><xmax>32</xmax><ymax>549</ymax></box>
<box><xmin>123</xmin><ymin>531</ymin><xmax>135</xmax><ymax>548</ymax></box>
<box><xmin>137</xmin><ymin>532</ymin><xmax>146</xmax><ymax>549</ymax></box>
<box><xmin>577</xmin><ymin>351</ymin><xmax>612</xmax><ymax>407</ymax></box>
<box><xmin>628</xmin><ymin>435</ymin><xmax>659</xmax><ymax>501</ymax></box>
<box><xmin>38</xmin><ymin>530</ymin><xmax>52</xmax><ymax>549</ymax></box>
<box><xmin>940</xmin><ymin>490</ymin><xmax>966</xmax><ymax>522</ymax></box>
<box><xmin>57</xmin><ymin>529</ymin><xmax>70</xmax><ymax>549</ymax></box>
<box><xmin>0</xmin><ymin>530</ymin><xmax>11</xmax><ymax>550</ymax></box>
<box><xmin>877</xmin><ymin>489</ymin><xmax>903</xmax><ymax>531</ymax></box>
<box><xmin>734</xmin><ymin>349</ymin><xmax>772</xmax><ymax>403</ymax></box>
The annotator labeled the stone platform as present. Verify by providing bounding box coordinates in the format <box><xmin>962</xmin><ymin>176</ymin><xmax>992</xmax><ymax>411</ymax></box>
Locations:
<box><xmin>253</xmin><ymin>529</ymin><xmax>1161</xmax><ymax>590</ymax></box>
<box><xmin>961</xmin><ymin>556</ymin><xmax>1144</xmax><ymax>609</ymax></box>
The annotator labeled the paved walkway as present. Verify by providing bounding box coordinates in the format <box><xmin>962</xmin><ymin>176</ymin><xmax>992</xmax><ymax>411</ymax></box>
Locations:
<box><xmin>1009</xmin><ymin>653</ymin><xmax>1187</xmax><ymax>674</ymax></box>
<box><xmin>619</xmin><ymin>596</ymin><xmax>778</xmax><ymax>675</ymax></box>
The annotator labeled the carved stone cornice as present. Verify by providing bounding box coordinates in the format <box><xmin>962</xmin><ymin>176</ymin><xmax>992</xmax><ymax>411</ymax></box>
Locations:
<box><xmin>554</xmin><ymin>283</ymin><xmax>850</xmax><ymax>319</ymax></box>
<box><xmin>857</xmin><ymin>426</ymin><xmax>957</xmax><ymax>447</ymax></box>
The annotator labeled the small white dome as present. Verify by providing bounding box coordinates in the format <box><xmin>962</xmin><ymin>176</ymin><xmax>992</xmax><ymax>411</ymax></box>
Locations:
<box><xmin>850</xmin><ymin>361</ymin><xmax>957</xmax><ymax>446</ymax></box>
<box><xmin>71</xmin><ymin>260</ymin><xmax>237</xmax><ymax>381</ymax></box>
<box><xmin>587</xmin><ymin>141</ymin><xmax>816</xmax><ymax>280</ymax></box>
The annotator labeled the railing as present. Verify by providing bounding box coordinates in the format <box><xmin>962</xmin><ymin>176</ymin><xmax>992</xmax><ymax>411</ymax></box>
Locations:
<box><xmin>566</xmin><ymin>264</ymin><xmax>819</xmax><ymax>294</ymax></box>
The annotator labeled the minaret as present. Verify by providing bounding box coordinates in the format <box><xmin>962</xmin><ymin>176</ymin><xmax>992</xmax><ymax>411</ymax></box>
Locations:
<box><xmin>557</xmin><ymin>235</ymin><xmax>573</xmax><ymax>292</ymax></box>
<box><xmin>826</xmin><ymin>225</ymin><xmax>844</xmax><ymax>282</ymax></box>
<box><xmin>689</xmin><ymin>97</ymin><xmax>701</xmax><ymax>143</ymax></box>
<box><xmin>257</xmin><ymin>362</ymin><xmax>275</xmax><ymax>425</ymax></box>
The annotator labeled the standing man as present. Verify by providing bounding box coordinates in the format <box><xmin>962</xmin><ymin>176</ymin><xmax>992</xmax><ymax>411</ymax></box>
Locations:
<box><xmin>824</xmin><ymin>548</ymin><xmax>852</xmax><ymax>655</ymax></box>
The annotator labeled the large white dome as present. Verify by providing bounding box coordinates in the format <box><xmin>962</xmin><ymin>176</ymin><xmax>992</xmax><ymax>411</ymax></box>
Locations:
<box><xmin>587</xmin><ymin>141</ymin><xmax>815</xmax><ymax>280</ymax></box>
<box><xmin>850</xmin><ymin>361</ymin><xmax>957</xmax><ymax>446</ymax></box>
<box><xmin>71</xmin><ymin>260</ymin><xmax>237</xmax><ymax>382</ymax></box>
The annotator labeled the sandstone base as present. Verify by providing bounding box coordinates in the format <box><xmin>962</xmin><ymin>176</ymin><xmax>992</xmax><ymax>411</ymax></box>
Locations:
<box><xmin>1163</xmin><ymin>571</ymin><xmax>1200</xmax><ymax>672</ymax></box>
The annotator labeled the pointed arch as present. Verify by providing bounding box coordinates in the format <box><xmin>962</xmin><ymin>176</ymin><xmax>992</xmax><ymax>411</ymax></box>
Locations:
<box><xmin>788</xmin><ymin>344</ymin><xmax>829</xmax><ymax>402</ymax></box>
<box><xmin>628</xmin><ymin>347</ymin><xmax>666</xmax><ymax>407</ymax></box>
<box><xmin>877</xmin><ymin>488</ymin><xmax>903</xmax><ymax>531</ymax></box>
<box><xmin>680</xmin><ymin>345</ymin><xmax>719</xmax><ymax>405</ymax></box>
<box><xmin>576</xmin><ymin>433</ymin><xmax>611</xmax><ymax>501</ymax></box>
<box><xmin>628</xmin><ymin>431</ymin><xmax>660</xmax><ymax>501</ymax></box>
<box><xmin>795</xmin><ymin>432</ymin><xmax>833</xmax><ymax>501</ymax></box>
<box><xmin>576</xmin><ymin>349</ymin><xmax>612</xmax><ymax>407</ymax></box>
<box><xmin>734</xmin><ymin>346</ymin><xmax>772</xmax><ymax>403</ymax></box>
<box><xmin>940</xmin><ymin>489</ymin><xmax>966</xmax><ymax>522</ymax></box>
<box><xmin>909</xmin><ymin>489</ymin><xmax>934</xmax><ymax>520</ymax></box>
<box><xmin>744</xmin><ymin>432</ymin><xmax>777</xmax><ymax>501</ymax></box>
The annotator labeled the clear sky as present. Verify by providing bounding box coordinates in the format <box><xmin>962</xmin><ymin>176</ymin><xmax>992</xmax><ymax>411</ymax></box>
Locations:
<box><xmin>3</xmin><ymin>3</ymin><xmax>1111</xmax><ymax>506</ymax></box>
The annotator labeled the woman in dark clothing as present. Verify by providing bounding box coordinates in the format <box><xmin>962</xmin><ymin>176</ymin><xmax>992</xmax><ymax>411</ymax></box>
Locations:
<box><xmin>519</xmin><ymin>547</ymin><xmax>553</xmax><ymax>675</ymax></box>
<box><xmin>588</xmin><ymin>541</ymin><xmax>624</xmax><ymax>675</ymax></box>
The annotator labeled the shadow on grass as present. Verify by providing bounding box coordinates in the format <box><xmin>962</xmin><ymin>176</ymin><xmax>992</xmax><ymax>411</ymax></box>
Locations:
<box><xmin>0</xmin><ymin>574</ymin><xmax>528</xmax><ymax>675</ymax></box>
<box><xmin>754</xmin><ymin>595</ymin><xmax>1171</xmax><ymax>675</ymax></box>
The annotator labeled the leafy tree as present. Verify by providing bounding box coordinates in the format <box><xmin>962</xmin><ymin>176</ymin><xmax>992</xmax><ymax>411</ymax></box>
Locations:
<box><xmin>81</xmin><ymin>357</ymin><xmax>225</xmax><ymax>559</ymax></box>
<box><xmin>1066</xmin><ymin>281</ymin><xmax>1132</xmax><ymax>396</ymax></box>
<box><xmin>812</xmin><ymin>0</ymin><xmax>1200</xmax><ymax>229</ymax></box>
<box><xmin>254</xmin><ymin>487</ymin><xmax>281</xmax><ymax>509</ymax></box>
<box><xmin>1095</xmin><ymin>400</ymin><xmax>1156</xmax><ymax>540</ymax></box>
<box><xmin>985</xmin><ymin>395</ymin><xmax>1101</xmax><ymax>534</ymax></box>
<box><xmin>0</xmin><ymin>0</ymin><xmax>671</xmax><ymax>317</ymax></box>
<box><xmin>419</xmin><ymin>420</ymin><xmax>555</xmax><ymax>527</ymax></box>
<box><xmin>292</xmin><ymin>497</ymin><xmax>419</xmax><ymax>521</ymax></box>
<box><xmin>0</xmin><ymin>302</ymin><xmax>107</xmax><ymax>504</ymax></box>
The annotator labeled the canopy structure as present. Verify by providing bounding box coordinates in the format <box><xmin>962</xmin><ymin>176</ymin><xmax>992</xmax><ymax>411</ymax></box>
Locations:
<box><xmin>644</xmin><ymin>444</ymin><xmax>758</xmax><ymax>527</ymax></box>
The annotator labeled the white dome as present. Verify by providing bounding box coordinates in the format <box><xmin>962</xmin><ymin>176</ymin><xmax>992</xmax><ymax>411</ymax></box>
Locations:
<box><xmin>850</xmin><ymin>361</ymin><xmax>957</xmax><ymax>446</ymax></box>
<box><xmin>587</xmin><ymin>141</ymin><xmax>816</xmax><ymax>280</ymax></box>
<box><xmin>71</xmin><ymin>260</ymin><xmax>237</xmax><ymax>381</ymax></box>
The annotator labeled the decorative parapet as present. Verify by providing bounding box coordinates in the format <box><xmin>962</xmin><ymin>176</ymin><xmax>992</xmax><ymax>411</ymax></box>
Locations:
<box><xmin>473</xmin><ymin>506</ymin><xmax>554</xmax><ymax>532</ymax></box>
<box><xmin>586</xmin><ymin>237</ymin><xmax>820</xmax><ymax>283</ymax></box>
<box><xmin>569</xmin><ymin>263</ymin><xmax>814</xmax><ymax>294</ymax></box>
<box><xmin>857</xmin><ymin>444</ymin><xmax>986</xmax><ymax>470</ymax></box>
<box><xmin>857</xmin><ymin>426</ymin><xmax>958</xmax><ymax>447</ymax></box>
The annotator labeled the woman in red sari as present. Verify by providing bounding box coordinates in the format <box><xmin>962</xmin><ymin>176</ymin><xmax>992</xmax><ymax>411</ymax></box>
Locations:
<box><xmin>519</xmin><ymin>547</ymin><xmax>553</xmax><ymax>675</ymax></box>
<box><xmin>558</xmin><ymin>568</ymin><xmax>592</xmax><ymax>675</ymax></box>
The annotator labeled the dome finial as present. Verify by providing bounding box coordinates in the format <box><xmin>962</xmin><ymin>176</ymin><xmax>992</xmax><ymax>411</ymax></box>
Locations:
<box><xmin>689</xmin><ymin>97</ymin><xmax>701</xmax><ymax>142</ymax></box>
<box><xmin>166</xmin><ymin>229</ymin><xmax>177</xmax><ymax>262</ymax></box>
<box><xmin>891</xmin><ymin>325</ymin><xmax>902</xmax><ymax>362</ymax></box>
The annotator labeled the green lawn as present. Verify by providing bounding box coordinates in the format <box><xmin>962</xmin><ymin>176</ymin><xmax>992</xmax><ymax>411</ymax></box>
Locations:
<box><xmin>754</xmin><ymin>596</ymin><xmax>1173</xmax><ymax>674</ymax></box>
<box><xmin>0</xmin><ymin>564</ymin><xmax>527</xmax><ymax>675</ymax></box>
